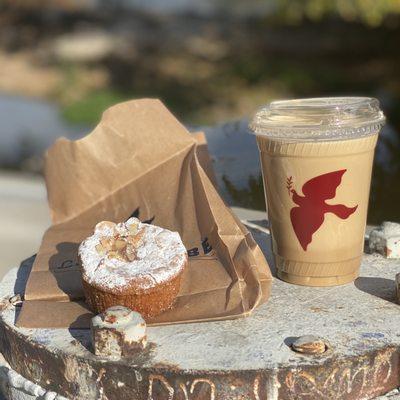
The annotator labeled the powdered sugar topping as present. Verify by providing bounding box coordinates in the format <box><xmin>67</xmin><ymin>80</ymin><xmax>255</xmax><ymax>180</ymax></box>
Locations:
<box><xmin>79</xmin><ymin>218</ymin><xmax>187</xmax><ymax>291</ymax></box>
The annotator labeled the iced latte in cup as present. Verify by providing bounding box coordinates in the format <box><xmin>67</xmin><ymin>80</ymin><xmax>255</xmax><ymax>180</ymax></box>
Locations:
<box><xmin>249</xmin><ymin>97</ymin><xmax>385</xmax><ymax>286</ymax></box>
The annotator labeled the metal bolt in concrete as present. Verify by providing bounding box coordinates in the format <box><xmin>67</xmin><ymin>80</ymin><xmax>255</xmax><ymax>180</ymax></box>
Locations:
<box><xmin>291</xmin><ymin>335</ymin><xmax>328</xmax><ymax>355</ymax></box>
<box><xmin>8</xmin><ymin>294</ymin><xmax>22</xmax><ymax>307</ymax></box>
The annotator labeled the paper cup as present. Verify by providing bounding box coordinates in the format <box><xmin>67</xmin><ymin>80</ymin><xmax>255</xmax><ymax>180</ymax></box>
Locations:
<box><xmin>250</xmin><ymin>97</ymin><xmax>385</xmax><ymax>286</ymax></box>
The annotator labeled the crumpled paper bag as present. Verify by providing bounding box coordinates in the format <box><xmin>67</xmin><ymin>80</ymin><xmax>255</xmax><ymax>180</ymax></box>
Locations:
<box><xmin>17</xmin><ymin>99</ymin><xmax>272</xmax><ymax>328</ymax></box>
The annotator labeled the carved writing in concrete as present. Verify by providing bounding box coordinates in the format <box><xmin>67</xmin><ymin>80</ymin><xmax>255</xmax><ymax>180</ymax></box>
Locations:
<box><xmin>148</xmin><ymin>375</ymin><xmax>215</xmax><ymax>400</ymax></box>
<box><xmin>284</xmin><ymin>348</ymin><xmax>396</xmax><ymax>400</ymax></box>
<box><xmin>147</xmin><ymin>348</ymin><xmax>397</xmax><ymax>399</ymax></box>
<box><xmin>148</xmin><ymin>375</ymin><xmax>174</xmax><ymax>400</ymax></box>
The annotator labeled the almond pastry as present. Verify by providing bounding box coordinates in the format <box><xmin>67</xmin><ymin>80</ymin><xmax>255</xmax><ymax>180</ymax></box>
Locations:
<box><xmin>79</xmin><ymin>217</ymin><xmax>187</xmax><ymax>318</ymax></box>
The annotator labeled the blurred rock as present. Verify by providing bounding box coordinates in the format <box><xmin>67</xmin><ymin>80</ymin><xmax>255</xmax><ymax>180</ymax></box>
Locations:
<box><xmin>184</xmin><ymin>36</ymin><xmax>228</xmax><ymax>60</ymax></box>
<box><xmin>52</xmin><ymin>30</ymin><xmax>119</xmax><ymax>63</ymax></box>
<box><xmin>0</xmin><ymin>51</ymin><xmax>60</xmax><ymax>98</ymax></box>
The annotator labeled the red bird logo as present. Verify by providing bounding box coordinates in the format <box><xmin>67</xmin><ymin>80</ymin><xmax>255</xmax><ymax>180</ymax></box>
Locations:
<box><xmin>287</xmin><ymin>170</ymin><xmax>358</xmax><ymax>251</ymax></box>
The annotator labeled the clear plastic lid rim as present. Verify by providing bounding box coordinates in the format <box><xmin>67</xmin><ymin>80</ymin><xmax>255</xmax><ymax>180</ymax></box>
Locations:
<box><xmin>249</xmin><ymin>97</ymin><xmax>385</xmax><ymax>141</ymax></box>
<box><xmin>250</xmin><ymin>121</ymin><xmax>384</xmax><ymax>141</ymax></box>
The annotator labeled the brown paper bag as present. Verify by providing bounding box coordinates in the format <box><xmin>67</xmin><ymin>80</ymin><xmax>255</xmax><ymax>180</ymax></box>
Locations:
<box><xmin>17</xmin><ymin>99</ymin><xmax>272</xmax><ymax>328</ymax></box>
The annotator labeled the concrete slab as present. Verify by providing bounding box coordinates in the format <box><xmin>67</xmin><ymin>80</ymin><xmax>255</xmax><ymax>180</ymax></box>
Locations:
<box><xmin>1</xmin><ymin>223</ymin><xmax>400</xmax><ymax>399</ymax></box>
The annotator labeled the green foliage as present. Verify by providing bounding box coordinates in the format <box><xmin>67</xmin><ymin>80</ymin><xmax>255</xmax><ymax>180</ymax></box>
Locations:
<box><xmin>276</xmin><ymin>0</ymin><xmax>400</xmax><ymax>26</ymax></box>
<box><xmin>61</xmin><ymin>90</ymin><xmax>130</xmax><ymax>125</ymax></box>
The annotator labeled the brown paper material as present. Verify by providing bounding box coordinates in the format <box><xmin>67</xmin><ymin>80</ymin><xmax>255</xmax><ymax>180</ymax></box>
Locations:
<box><xmin>17</xmin><ymin>99</ymin><xmax>272</xmax><ymax>328</ymax></box>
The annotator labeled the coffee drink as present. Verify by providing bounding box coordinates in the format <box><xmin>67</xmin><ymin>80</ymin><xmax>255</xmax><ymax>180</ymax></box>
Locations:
<box><xmin>250</xmin><ymin>97</ymin><xmax>385</xmax><ymax>286</ymax></box>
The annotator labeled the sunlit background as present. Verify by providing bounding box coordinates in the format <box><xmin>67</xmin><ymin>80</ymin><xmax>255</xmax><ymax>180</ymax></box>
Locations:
<box><xmin>1</xmin><ymin>0</ymin><xmax>400</xmax><ymax>276</ymax></box>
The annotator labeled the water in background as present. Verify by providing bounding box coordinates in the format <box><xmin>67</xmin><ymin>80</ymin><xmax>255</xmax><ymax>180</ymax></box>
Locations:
<box><xmin>0</xmin><ymin>94</ymin><xmax>84</xmax><ymax>170</ymax></box>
